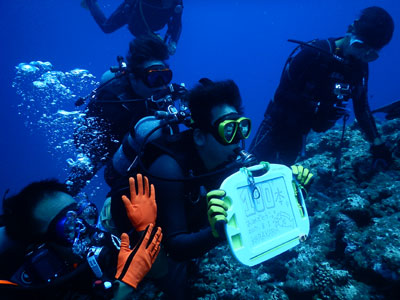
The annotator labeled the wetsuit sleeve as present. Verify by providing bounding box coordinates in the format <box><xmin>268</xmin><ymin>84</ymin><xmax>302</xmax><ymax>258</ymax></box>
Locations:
<box><xmin>353</xmin><ymin>69</ymin><xmax>380</xmax><ymax>142</ymax></box>
<box><xmin>86</xmin><ymin>0</ymin><xmax>130</xmax><ymax>33</ymax></box>
<box><xmin>165</xmin><ymin>2</ymin><xmax>183</xmax><ymax>44</ymax></box>
<box><xmin>148</xmin><ymin>155</ymin><xmax>221</xmax><ymax>261</ymax></box>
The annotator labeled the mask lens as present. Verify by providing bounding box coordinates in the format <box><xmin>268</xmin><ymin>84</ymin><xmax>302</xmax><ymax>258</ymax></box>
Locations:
<box><xmin>145</xmin><ymin>68</ymin><xmax>172</xmax><ymax>88</ymax></box>
<box><xmin>351</xmin><ymin>41</ymin><xmax>364</xmax><ymax>49</ymax></box>
<box><xmin>238</xmin><ymin>118</ymin><xmax>251</xmax><ymax>139</ymax></box>
<box><xmin>223</xmin><ymin>122</ymin><xmax>237</xmax><ymax>143</ymax></box>
<box><xmin>62</xmin><ymin>211</ymin><xmax>81</xmax><ymax>243</ymax></box>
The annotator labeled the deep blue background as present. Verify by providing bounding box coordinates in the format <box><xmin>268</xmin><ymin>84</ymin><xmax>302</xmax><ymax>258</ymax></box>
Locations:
<box><xmin>1</xmin><ymin>0</ymin><xmax>399</xmax><ymax>210</ymax></box>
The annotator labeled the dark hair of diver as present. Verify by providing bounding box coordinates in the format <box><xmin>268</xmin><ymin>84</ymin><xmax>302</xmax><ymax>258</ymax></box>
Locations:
<box><xmin>187</xmin><ymin>79</ymin><xmax>244</xmax><ymax>132</ymax></box>
<box><xmin>126</xmin><ymin>35</ymin><xmax>170</xmax><ymax>74</ymax></box>
<box><xmin>352</xmin><ymin>6</ymin><xmax>394</xmax><ymax>50</ymax></box>
<box><xmin>3</xmin><ymin>180</ymin><xmax>70</xmax><ymax>243</ymax></box>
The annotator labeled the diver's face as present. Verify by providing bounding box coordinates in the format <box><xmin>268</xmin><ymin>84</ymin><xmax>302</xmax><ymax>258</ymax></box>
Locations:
<box><xmin>129</xmin><ymin>60</ymin><xmax>171</xmax><ymax>98</ymax></box>
<box><xmin>200</xmin><ymin>104</ymin><xmax>240</xmax><ymax>169</ymax></box>
<box><xmin>32</xmin><ymin>192</ymin><xmax>76</xmax><ymax>237</ymax></box>
<box><xmin>345</xmin><ymin>36</ymin><xmax>380</xmax><ymax>63</ymax></box>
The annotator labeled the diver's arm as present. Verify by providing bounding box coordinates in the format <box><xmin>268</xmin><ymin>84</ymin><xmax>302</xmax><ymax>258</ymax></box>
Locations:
<box><xmin>148</xmin><ymin>155</ymin><xmax>221</xmax><ymax>261</ymax></box>
<box><xmin>164</xmin><ymin>227</ymin><xmax>220</xmax><ymax>261</ymax></box>
<box><xmin>86</xmin><ymin>0</ymin><xmax>130</xmax><ymax>33</ymax></box>
<box><xmin>353</xmin><ymin>72</ymin><xmax>380</xmax><ymax>142</ymax></box>
<box><xmin>165</xmin><ymin>2</ymin><xmax>183</xmax><ymax>44</ymax></box>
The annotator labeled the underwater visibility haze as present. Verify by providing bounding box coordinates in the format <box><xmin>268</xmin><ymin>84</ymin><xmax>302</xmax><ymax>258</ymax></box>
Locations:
<box><xmin>0</xmin><ymin>0</ymin><xmax>399</xmax><ymax>201</ymax></box>
<box><xmin>1</xmin><ymin>0</ymin><xmax>400</xmax><ymax>298</ymax></box>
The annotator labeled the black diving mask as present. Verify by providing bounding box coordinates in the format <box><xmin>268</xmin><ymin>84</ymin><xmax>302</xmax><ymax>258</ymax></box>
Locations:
<box><xmin>141</xmin><ymin>65</ymin><xmax>173</xmax><ymax>88</ymax></box>
<box><xmin>47</xmin><ymin>201</ymin><xmax>99</xmax><ymax>254</ymax></box>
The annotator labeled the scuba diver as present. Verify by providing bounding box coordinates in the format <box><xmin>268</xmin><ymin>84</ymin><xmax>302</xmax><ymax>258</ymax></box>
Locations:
<box><xmin>111</xmin><ymin>78</ymin><xmax>251</xmax><ymax>299</ymax></box>
<box><xmin>108</xmin><ymin>78</ymin><xmax>314</xmax><ymax>299</ymax></box>
<box><xmin>66</xmin><ymin>35</ymin><xmax>187</xmax><ymax>196</ymax></box>
<box><xmin>0</xmin><ymin>174</ymin><xmax>162</xmax><ymax>299</ymax></box>
<box><xmin>250</xmin><ymin>6</ymin><xmax>394</xmax><ymax>167</ymax></box>
<box><xmin>82</xmin><ymin>0</ymin><xmax>183</xmax><ymax>54</ymax></box>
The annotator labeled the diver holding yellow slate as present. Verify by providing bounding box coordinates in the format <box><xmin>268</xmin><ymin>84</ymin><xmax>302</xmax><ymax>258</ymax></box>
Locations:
<box><xmin>207</xmin><ymin>163</ymin><xmax>313</xmax><ymax>266</ymax></box>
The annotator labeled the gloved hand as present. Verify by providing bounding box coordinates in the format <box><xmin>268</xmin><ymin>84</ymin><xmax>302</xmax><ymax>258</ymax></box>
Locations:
<box><xmin>206</xmin><ymin>190</ymin><xmax>229</xmax><ymax>239</ymax></box>
<box><xmin>370</xmin><ymin>139</ymin><xmax>392</xmax><ymax>168</ymax></box>
<box><xmin>291</xmin><ymin>165</ymin><xmax>314</xmax><ymax>189</ymax></box>
<box><xmin>121</xmin><ymin>174</ymin><xmax>157</xmax><ymax>231</ymax></box>
<box><xmin>291</xmin><ymin>165</ymin><xmax>314</xmax><ymax>201</ymax></box>
<box><xmin>115</xmin><ymin>224</ymin><xmax>162</xmax><ymax>289</ymax></box>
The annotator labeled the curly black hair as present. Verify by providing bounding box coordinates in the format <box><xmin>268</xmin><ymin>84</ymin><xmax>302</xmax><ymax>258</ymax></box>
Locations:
<box><xmin>3</xmin><ymin>179</ymin><xmax>69</xmax><ymax>243</ymax></box>
<box><xmin>126</xmin><ymin>35</ymin><xmax>170</xmax><ymax>74</ymax></box>
<box><xmin>352</xmin><ymin>6</ymin><xmax>394</xmax><ymax>50</ymax></box>
<box><xmin>186</xmin><ymin>79</ymin><xmax>244</xmax><ymax>130</ymax></box>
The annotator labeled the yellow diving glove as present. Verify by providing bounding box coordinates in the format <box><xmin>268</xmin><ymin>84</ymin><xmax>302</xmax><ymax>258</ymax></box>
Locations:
<box><xmin>206</xmin><ymin>190</ymin><xmax>229</xmax><ymax>239</ymax></box>
<box><xmin>291</xmin><ymin>165</ymin><xmax>314</xmax><ymax>188</ymax></box>
<box><xmin>291</xmin><ymin>165</ymin><xmax>314</xmax><ymax>199</ymax></box>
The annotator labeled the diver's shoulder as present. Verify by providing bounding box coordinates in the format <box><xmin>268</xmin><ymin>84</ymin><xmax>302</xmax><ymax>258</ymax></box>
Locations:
<box><xmin>95</xmin><ymin>73</ymin><xmax>135</xmax><ymax>100</ymax></box>
<box><xmin>145</xmin><ymin>130</ymin><xmax>194</xmax><ymax>169</ymax></box>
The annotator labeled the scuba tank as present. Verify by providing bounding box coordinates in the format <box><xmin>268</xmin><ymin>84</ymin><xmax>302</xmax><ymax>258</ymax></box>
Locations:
<box><xmin>112</xmin><ymin>115</ymin><xmax>172</xmax><ymax>175</ymax></box>
<box><xmin>111</xmin><ymin>101</ymin><xmax>191</xmax><ymax>177</ymax></box>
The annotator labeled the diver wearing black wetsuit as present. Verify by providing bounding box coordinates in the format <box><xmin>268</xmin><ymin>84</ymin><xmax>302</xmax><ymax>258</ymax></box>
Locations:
<box><xmin>110</xmin><ymin>79</ymin><xmax>250</xmax><ymax>299</ymax></box>
<box><xmin>66</xmin><ymin>36</ymin><xmax>175</xmax><ymax>196</ymax></box>
<box><xmin>250</xmin><ymin>38</ymin><xmax>375</xmax><ymax>165</ymax></box>
<box><xmin>68</xmin><ymin>74</ymin><xmax>146</xmax><ymax>194</ymax></box>
<box><xmin>85</xmin><ymin>0</ymin><xmax>183</xmax><ymax>53</ymax></box>
<box><xmin>250</xmin><ymin>7</ymin><xmax>394</xmax><ymax>166</ymax></box>
<box><xmin>110</xmin><ymin>129</ymin><xmax>240</xmax><ymax>299</ymax></box>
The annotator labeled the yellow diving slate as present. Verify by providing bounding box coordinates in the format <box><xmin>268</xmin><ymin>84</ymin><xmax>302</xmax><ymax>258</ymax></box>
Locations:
<box><xmin>220</xmin><ymin>163</ymin><xmax>310</xmax><ymax>266</ymax></box>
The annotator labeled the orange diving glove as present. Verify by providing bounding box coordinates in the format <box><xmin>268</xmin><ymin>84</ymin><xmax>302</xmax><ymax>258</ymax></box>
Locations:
<box><xmin>115</xmin><ymin>224</ymin><xmax>162</xmax><ymax>289</ymax></box>
<box><xmin>121</xmin><ymin>174</ymin><xmax>157</xmax><ymax>231</ymax></box>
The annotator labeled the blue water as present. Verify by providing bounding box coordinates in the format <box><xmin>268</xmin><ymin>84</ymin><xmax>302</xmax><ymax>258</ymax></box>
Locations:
<box><xmin>1</xmin><ymin>0</ymin><xmax>399</xmax><ymax>210</ymax></box>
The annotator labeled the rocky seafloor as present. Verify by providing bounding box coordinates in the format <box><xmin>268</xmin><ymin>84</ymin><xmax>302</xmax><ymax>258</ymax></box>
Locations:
<box><xmin>137</xmin><ymin>117</ymin><xmax>400</xmax><ymax>300</ymax></box>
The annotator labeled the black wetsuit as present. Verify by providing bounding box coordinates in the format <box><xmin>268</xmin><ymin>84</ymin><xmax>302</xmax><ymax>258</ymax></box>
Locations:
<box><xmin>110</xmin><ymin>130</ymin><xmax>239</xmax><ymax>299</ymax></box>
<box><xmin>249</xmin><ymin>38</ymin><xmax>379</xmax><ymax>165</ymax></box>
<box><xmin>86</xmin><ymin>0</ymin><xmax>183</xmax><ymax>44</ymax></box>
<box><xmin>67</xmin><ymin>74</ymin><xmax>148</xmax><ymax>196</ymax></box>
<box><xmin>0</xmin><ymin>242</ymin><xmax>118</xmax><ymax>300</ymax></box>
